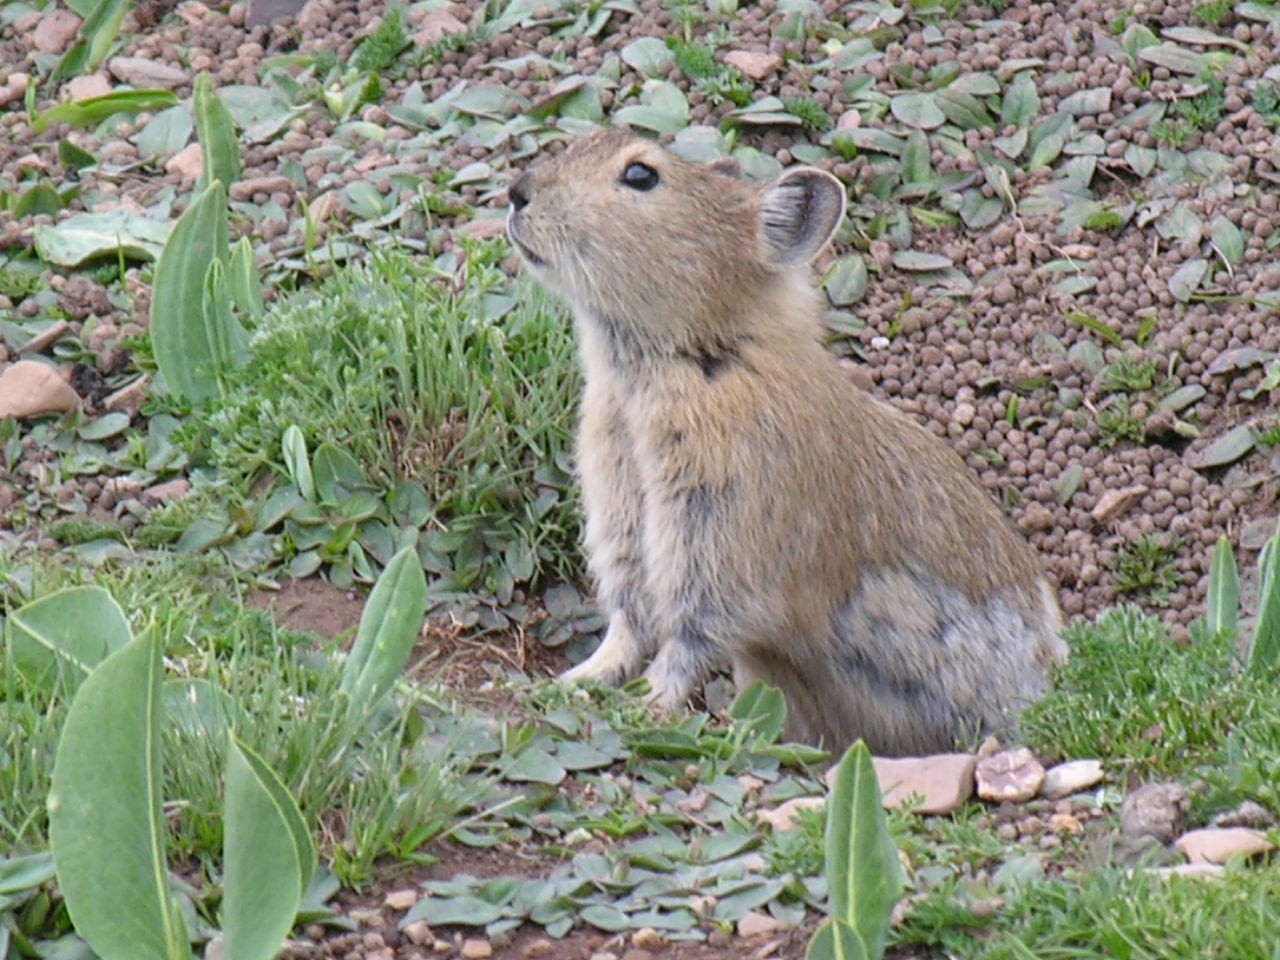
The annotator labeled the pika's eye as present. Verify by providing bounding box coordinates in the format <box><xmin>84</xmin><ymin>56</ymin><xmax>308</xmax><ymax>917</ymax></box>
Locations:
<box><xmin>621</xmin><ymin>162</ymin><xmax>660</xmax><ymax>191</ymax></box>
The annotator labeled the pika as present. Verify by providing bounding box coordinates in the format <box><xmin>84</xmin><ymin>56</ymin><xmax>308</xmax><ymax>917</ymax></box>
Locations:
<box><xmin>506</xmin><ymin>128</ymin><xmax>1066</xmax><ymax>757</ymax></box>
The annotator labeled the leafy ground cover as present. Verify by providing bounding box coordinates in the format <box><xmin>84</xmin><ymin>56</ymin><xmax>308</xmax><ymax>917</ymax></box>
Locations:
<box><xmin>4</xmin><ymin>0</ymin><xmax>1280</xmax><ymax>957</ymax></box>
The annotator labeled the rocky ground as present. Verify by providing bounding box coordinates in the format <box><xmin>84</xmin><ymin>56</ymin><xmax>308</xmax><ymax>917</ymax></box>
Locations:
<box><xmin>5</xmin><ymin>0</ymin><xmax>1280</xmax><ymax>957</ymax></box>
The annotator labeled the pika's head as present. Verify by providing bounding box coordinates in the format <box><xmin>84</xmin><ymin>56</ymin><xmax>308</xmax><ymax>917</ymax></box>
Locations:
<box><xmin>506</xmin><ymin>127</ymin><xmax>846</xmax><ymax>336</ymax></box>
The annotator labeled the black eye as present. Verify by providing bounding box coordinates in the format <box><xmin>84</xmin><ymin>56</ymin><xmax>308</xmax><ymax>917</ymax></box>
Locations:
<box><xmin>621</xmin><ymin>162</ymin><xmax>660</xmax><ymax>191</ymax></box>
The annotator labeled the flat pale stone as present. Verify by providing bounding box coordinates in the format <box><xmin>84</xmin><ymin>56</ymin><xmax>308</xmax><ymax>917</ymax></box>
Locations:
<box><xmin>724</xmin><ymin>50</ymin><xmax>781</xmax><ymax>80</ymax></box>
<box><xmin>1091</xmin><ymin>484</ymin><xmax>1149</xmax><ymax>523</ymax></box>
<box><xmin>975</xmin><ymin>747</ymin><xmax>1045</xmax><ymax>804</ymax></box>
<box><xmin>1040</xmin><ymin>759</ymin><xmax>1105</xmax><ymax>799</ymax></box>
<box><xmin>0</xmin><ymin>361</ymin><xmax>80</xmax><ymax>419</ymax></box>
<box><xmin>108</xmin><ymin>56</ymin><xmax>190</xmax><ymax>88</ymax></box>
<box><xmin>32</xmin><ymin>9</ymin><xmax>81</xmax><ymax>53</ymax></box>
<box><xmin>737</xmin><ymin>911</ymin><xmax>784</xmax><ymax>937</ymax></box>
<box><xmin>165</xmin><ymin>142</ymin><xmax>204</xmax><ymax>183</ymax></box>
<box><xmin>1175</xmin><ymin>828</ymin><xmax>1274</xmax><ymax>865</ymax></box>
<box><xmin>756</xmin><ymin>795</ymin><xmax>825</xmax><ymax>831</ymax></box>
<box><xmin>65</xmin><ymin>74</ymin><xmax>112</xmax><ymax>101</ymax></box>
<box><xmin>460</xmin><ymin>938</ymin><xmax>493</xmax><ymax>959</ymax></box>
<box><xmin>837</xmin><ymin>108</ymin><xmax>861</xmax><ymax>130</ymax></box>
<box><xmin>460</xmin><ymin>217</ymin><xmax>506</xmax><ymax>240</ymax></box>
<box><xmin>104</xmin><ymin>374</ymin><xmax>149</xmax><ymax>415</ymax></box>
<box><xmin>414</xmin><ymin>8</ymin><xmax>467</xmax><ymax>45</ymax></box>
<box><xmin>383</xmin><ymin>888</ymin><xmax>418</xmax><ymax>911</ymax></box>
<box><xmin>872</xmin><ymin>753</ymin><xmax>976</xmax><ymax>814</ymax></box>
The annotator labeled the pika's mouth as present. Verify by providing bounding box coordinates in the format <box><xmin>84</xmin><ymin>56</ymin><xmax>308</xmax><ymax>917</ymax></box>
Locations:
<box><xmin>505</xmin><ymin>212</ymin><xmax>547</xmax><ymax>267</ymax></box>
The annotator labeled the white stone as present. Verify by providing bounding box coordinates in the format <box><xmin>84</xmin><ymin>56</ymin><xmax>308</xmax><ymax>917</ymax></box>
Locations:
<box><xmin>0</xmin><ymin>361</ymin><xmax>80</xmax><ymax>419</ymax></box>
<box><xmin>1040</xmin><ymin>759</ymin><xmax>1105</xmax><ymax>799</ymax></box>
<box><xmin>975</xmin><ymin>747</ymin><xmax>1045</xmax><ymax>804</ymax></box>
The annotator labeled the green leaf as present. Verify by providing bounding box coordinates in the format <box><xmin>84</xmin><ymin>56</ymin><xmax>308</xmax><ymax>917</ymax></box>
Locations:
<box><xmin>48</xmin><ymin>633</ymin><xmax>190</xmax><ymax>960</ymax></box>
<box><xmin>935</xmin><ymin>89</ymin><xmax>993</xmax><ymax>129</ymax></box>
<box><xmin>0</xmin><ymin>852</ymin><xmax>57</xmax><ymax>895</ymax></box>
<box><xmin>806</xmin><ymin>919</ymin><xmax>871</xmax><ymax>960</ymax></box>
<box><xmin>1250</xmin><ymin>519</ymin><xmax>1280</xmax><ymax>672</ymax></box>
<box><xmin>889</xmin><ymin>92</ymin><xmax>945</xmax><ymax>129</ymax></box>
<box><xmin>149</xmin><ymin>180</ymin><xmax>240</xmax><ymax>403</ymax></box>
<box><xmin>823</xmin><ymin>254</ymin><xmax>868</xmax><ymax>307</ymax></box>
<box><xmin>52</xmin><ymin>0</ymin><xmax>131</xmax><ymax>83</ymax></box>
<box><xmin>194</xmin><ymin>73</ymin><xmax>241</xmax><ymax>192</ymax></box>
<box><xmin>33</xmin><ymin>209</ymin><xmax>170</xmax><ymax>266</ymax></box>
<box><xmin>824</xmin><ymin>742</ymin><xmax>903</xmax><ymax>958</ymax></box>
<box><xmin>405</xmin><ymin>895</ymin><xmax>506</xmax><ymax>927</ymax></box>
<box><xmin>1206</xmin><ymin>536</ymin><xmax>1239</xmax><ymax>641</ymax></box>
<box><xmin>1167</xmin><ymin>258</ymin><xmax>1208</xmax><ymax>303</ymax></box>
<box><xmin>339</xmin><ymin>546</ymin><xmax>428</xmax><ymax>718</ymax></box>
<box><xmin>222</xmin><ymin>734</ymin><xmax>315</xmax><ymax>960</ymax></box>
<box><xmin>1001</xmin><ymin>72</ymin><xmax>1040</xmax><ymax>128</ymax></box>
<box><xmin>313</xmin><ymin>443</ymin><xmax>369</xmax><ymax>504</ymax></box>
<box><xmin>1187</xmin><ymin>424</ymin><xmax>1256</xmax><ymax>470</ymax></box>
<box><xmin>891</xmin><ymin>250</ymin><xmax>952</xmax><ymax>271</ymax></box>
<box><xmin>133</xmin><ymin>106</ymin><xmax>194</xmax><ymax>158</ymax></box>
<box><xmin>34</xmin><ymin>90</ymin><xmax>179</xmax><ymax>134</ymax></box>
<box><xmin>620</xmin><ymin>37</ymin><xmax>673</xmax><ymax>77</ymax></box>
<box><xmin>282</xmin><ymin>425</ymin><xmax>314</xmax><ymax>502</ymax></box>
<box><xmin>727</xmin><ymin>681</ymin><xmax>787</xmax><ymax>743</ymax></box>
<box><xmin>899</xmin><ymin>131</ymin><xmax>931</xmax><ymax>184</ymax></box>
<box><xmin>6</xmin><ymin>586</ymin><xmax>131</xmax><ymax>695</ymax></box>
<box><xmin>1210</xmin><ymin>215</ymin><xmax>1245</xmax><ymax>267</ymax></box>
<box><xmin>227</xmin><ymin>236</ymin><xmax>263</xmax><ymax>318</ymax></box>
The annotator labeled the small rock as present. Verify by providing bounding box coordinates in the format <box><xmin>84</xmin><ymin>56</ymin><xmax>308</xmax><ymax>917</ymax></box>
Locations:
<box><xmin>952</xmin><ymin>402</ymin><xmax>976</xmax><ymax>426</ymax></box>
<box><xmin>1175</xmin><ymin>827</ymin><xmax>1274</xmax><ymax>865</ymax></box>
<box><xmin>836</xmin><ymin>109</ymin><xmax>861</xmax><ymax>130</ymax></box>
<box><xmin>86</xmin><ymin>321</ymin><xmax>120</xmax><ymax>353</ymax></box>
<box><xmin>737</xmin><ymin>910</ymin><xmax>784</xmax><ymax>937</ymax></box>
<box><xmin>631</xmin><ymin>928</ymin><xmax>665</xmax><ymax>951</ymax></box>
<box><xmin>403</xmin><ymin>920</ymin><xmax>431</xmax><ymax>945</ymax></box>
<box><xmin>65</xmin><ymin>74</ymin><xmax>112</xmax><ymax>101</ymax></box>
<box><xmin>871</xmin><ymin>753</ymin><xmax>977</xmax><ymax>814</ymax></box>
<box><xmin>588</xmin><ymin>953</ymin><xmax>619</xmax><ymax>960</ymax></box>
<box><xmin>143</xmin><ymin>478</ymin><xmax>190</xmax><ymax>504</ymax></box>
<box><xmin>1048</xmin><ymin>812</ymin><xmax>1083</xmax><ymax>835</ymax></box>
<box><xmin>165</xmin><ymin>142</ymin><xmax>204</xmax><ymax>184</ymax></box>
<box><xmin>230</xmin><ymin>176</ymin><xmax>293</xmax><ymax>201</ymax></box>
<box><xmin>756</xmin><ymin>795</ymin><xmax>825</xmax><ymax>831</ymax></box>
<box><xmin>1121</xmin><ymin>782</ymin><xmax>1189</xmax><ymax>843</ymax></box>
<box><xmin>108</xmin><ymin>56</ymin><xmax>190</xmax><ymax>88</ymax></box>
<box><xmin>1091</xmin><ymin>484</ymin><xmax>1149</xmax><ymax>523</ymax></box>
<box><xmin>1040</xmin><ymin>759</ymin><xmax>1105</xmax><ymax>799</ymax></box>
<box><xmin>104</xmin><ymin>375</ymin><xmax>149</xmax><ymax>415</ymax></box>
<box><xmin>1212</xmin><ymin>800</ymin><xmax>1275</xmax><ymax>829</ymax></box>
<box><xmin>175</xmin><ymin>1</ymin><xmax>210</xmax><ymax>24</ymax></box>
<box><xmin>18</xmin><ymin>319</ymin><xmax>71</xmax><ymax>355</ymax></box>
<box><xmin>460</xmin><ymin>938</ymin><xmax>493</xmax><ymax>959</ymax></box>
<box><xmin>383</xmin><ymin>888</ymin><xmax>418</xmax><ymax>911</ymax></box>
<box><xmin>975</xmin><ymin>748</ymin><xmax>1045</xmax><ymax>804</ymax></box>
<box><xmin>459</xmin><ymin>218</ymin><xmax>507</xmax><ymax>240</ymax></box>
<box><xmin>724</xmin><ymin>50</ymin><xmax>782</xmax><ymax>80</ymax></box>
<box><xmin>1018</xmin><ymin>504</ymin><xmax>1056</xmax><ymax>534</ymax></box>
<box><xmin>0</xmin><ymin>72</ymin><xmax>30</xmax><ymax>106</ymax></box>
<box><xmin>621</xmin><ymin>951</ymin><xmax>654</xmax><ymax>960</ymax></box>
<box><xmin>414</xmin><ymin>8</ymin><xmax>467</xmax><ymax>44</ymax></box>
<box><xmin>1148</xmin><ymin>862</ymin><xmax>1225</xmax><ymax>880</ymax></box>
<box><xmin>521</xmin><ymin>939</ymin><xmax>555</xmax><ymax>959</ymax></box>
<box><xmin>990</xmin><ymin>281</ymin><xmax>1017</xmax><ymax>306</ymax></box>
<box><xmin>32</xmin><ymin>8</ymin><xmax>81</xmax><ymax>54</ymax></box>
<box><xmin>0</xmin><ymin>361</ymin><xmax>80</xmax><ymax>419</ymax></box>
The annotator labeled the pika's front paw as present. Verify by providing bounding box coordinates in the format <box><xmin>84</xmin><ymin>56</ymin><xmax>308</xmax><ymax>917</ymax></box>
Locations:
<box><xmin>560</xmin><ymin>618</ymin><xmax>646</xmax><ymax>688</ymax></box>
<box><xmin>640</xmin><ymin>644</ymin><xmax>699</xmax><ymax>716</ymax></box>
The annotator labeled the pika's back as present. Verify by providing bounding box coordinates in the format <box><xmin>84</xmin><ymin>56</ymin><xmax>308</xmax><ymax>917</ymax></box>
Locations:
<box><xmin>505</xmin><ymin>128</ymin><xmax>846</xmax><ymax>346</ymax></box>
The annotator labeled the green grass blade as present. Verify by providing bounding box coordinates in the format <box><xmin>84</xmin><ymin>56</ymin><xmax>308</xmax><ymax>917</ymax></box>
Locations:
<box><xmin>193</xmin><ymin>73</ymin><xmax>241</xmax><ymax>193</ymax></box>
<box><xmin>824</xmin><ymin>741</ymin><xmax>903</xmax><ymax>959</ymax></box>
<box><xmin>1249</xmin><ymin>522</ymin><xmax>1280</xmax><ymax>672</ymax></box>
<box><xmin>34</xmin><ymin>90</ymin><xmax>179</xmax><ymax>134</ymax></box>
<box><xmin>222</xmin><ymin>734</ymin><xmax>315</xmax><ymax>960</ymax></box>
<box><xmin>227</xmin><ymin>236</ymin><xmax>263</xmax><ymax>318</ymax></box>
<box><xmin>6</xmin><ymin>586</ymin><xmax>131</xmax><ymax>696</ymax></box>
<box><xmin>48</xmin><ymin>632</ymin><xmax>190</xmax><ymax>960</ymax></box>
<box><xmin>149</xmin><ymin>180</ymin><xmax>231</xmax><ymax>403</ymax></box>
<box><xmin>339</xmin><ymin>546</ymin><xmax>427</xmax><ymax>718</ymax></box>
<box><xmin>806</xmin><ymin>919</ymin><xmax>872</xmax><ymax>960</ymax></box>
<box><xmin>1205</xmin><ymin>536</ymin><xmax>1239</xmax><ymax>640</ymax></box>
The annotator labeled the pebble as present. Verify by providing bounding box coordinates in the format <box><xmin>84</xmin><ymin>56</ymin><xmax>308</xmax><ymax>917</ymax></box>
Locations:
<box><xmin>724</xmin><ymin>50</ymin><xmax>782</xmax><ymax>80</ymax></box>
<box><xmin>521</xmin><ymin>939</ymin><xmax>555</xmax><ymax>958</ymax></box>
<box><xmin>1091</xmin><ymin>485</ymin><xmax>1150</xmax><ymax>523</ymax></box>
<box><xmin>108</xmin><ymin>56</ymin><xmax>190</xmax><ymax>88</ymax></box>
<box><xmin>103</xmin><ymin>375</ymin><xmax>149</xmax><ymax>416</ymax></box>
<box><xmin>1175</xmin><ymin>828</ymin><xmax>1275</xmax><ymax>865</ymax></box>
<box><xmin>737</xmin><ymin>910</ymin><xmax>784</xmax><ymax>937</ymax></box>
<box><xmin>975</xmin><ymin>748</ymin><xmax>1045</xmax><ymax>804</ymax></box>
<box><xmin>1040</xmin><ymin>759</ymin><xmax>1105</xmax><ymax>799</ymax></box>
<box><xmin>872</xmin><ymin>753</ymin><xmax>977</xmax><ymax>814</ymax></box>
<box><xmin>166</xmin><ymin>142</ymin><xmax>204</xmax><ymax>183</ymax></box>
<box><xmin>31</xmin><ymin>8</ymin><xmax>81</xmax><ymax>53</ymax></box>
<box><xmin>631</xmin><ymin>927</ymin><xmax>664</xmax><ymax>950</ymax></box>
<box><xmin>756</xmin><ymin>795</ymin><xmax>825</xmax><ymax>830</ymax></box>
<box><xmin>402</xmin><ymin>921</ymin><xmax>431</xmax><ymax>945</ymax></box>
<box><xmin>0</xmin><ymin>361</ymin><xmax>80</xmax><ymax>419</ymax></box>
<box><xmin>383</xmin><ymin>888</ymin><xmax>418</xmax><ymax>911</ymax></box>
<box><xmin>65</xmin><ymin>74</ymin><xmax>113</xmax><ymax>100</ymax></box>
<box><xmin>413</xmin><ymin>8</ymin><xmax>468</xmax><ymax>45</ymax></box>
<box><xmin>460</xmin><ymin>938</ymin><xmax>493</xmax><ymax>959</ymax></box>
<box><xmin>1121</xmin><ymin>782</ymin><xmax>1190</xmax><ymax>844</ymax></box>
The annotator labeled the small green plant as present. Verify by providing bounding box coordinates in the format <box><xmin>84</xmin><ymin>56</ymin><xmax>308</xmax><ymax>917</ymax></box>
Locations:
<box><xmin>805</xmin><ymin>742</ymin><xmax>904</xmax><ymax>960</ymax></box>
<box><xmin>1172</xmin><ymin>78</ymin><xmax>1225</xmax><ymax>131</ymax></box>
<box><xmin>1151</xmin><ymin>118</ymin><xmax>1191</xmax><ymax>147</ymax></box>
<box><xmin>351</xmin><ymin>5</ymin><xmax>410</xmax><ymax>74</ymax></box>
<box><xmin>1207</xmin><ymin>521</ymin><xmax>1280</xmax><ymax>671</ymax></box>
<box><xmin>1110</xmin><ymin>6</ymin><xmax>1135</xmax><ymax>34</ymax></box>
<box><xmin>1098</xmin><ymin>353</ymin><xmax>1158</xmax><ymax>393</ymax></box>
<box><xmin>1110</xmin><ymin>533</ymin><xmax>1182</xmax><ymax>607</ymax></box>
<box><xmin>1254</xmin><ymin>80</ymin><xmax>1280</xmax><ymax>128</ymax></box>
<box><xmin>1082</xmin><ymin>208</ymin><xmax>1125</xmax><ymax>232</ymax></box>
<box><xmin>1192</xmin><ymin>0</ymin><xmax>1232</xmax><ymax>27</ymax></box>
<box><xmin>666</xmin><ymin>36</ymin><xmax>717</xmax><ymax>79</ymax></box>
<box><xmin>1096</xmin><ymin>398</ymin><xmax>1145</xmax><ymax>447</ymax></box>
<box><xmin>784</xmin><ymin>96</ymin><xmax>834</xmax><ymax>133</ymax></box>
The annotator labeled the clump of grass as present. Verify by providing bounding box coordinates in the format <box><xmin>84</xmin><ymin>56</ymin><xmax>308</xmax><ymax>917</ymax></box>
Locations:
<box><xmin>1096</xmin><ymin>398</ymin><xmax>1145</xmax><ymax>447</ymax></box>
<box><xmin>666</xmin><ymin>36</ymin><xmax>717</xmax><ymax>79</ymax></box>
<box><xmin>1151</xmin><ymin>118</ymin><xmax>1191</xmax><ymax>148</ymax></box>
<box><xmin>1192</xmin><ymin>0</ymin><xmax>1232</xmax><ymax>27</ymax></box>
<box><xmin>1254</xmin><ymin>80</ymin><xmax>1280</xmax><ymax>128</ymax></box>
<box><xmin>783</xmin><ymin>96</ymin><xmax>834</xmax><ymax>133</ymax></box>
<box><xmin>1098</xmin><ymin>353</ymin><xmax>1158</xmax><ymax>393</ymax></box>
<box><xmin>351</xmin><ymin>5</ymin><xmax>410</xmax><ymax>74</ymax></box>
<box><xmin>1172</xmin><ymin>78</ymin><xmax>1225</xmax><ymax>131</ymax></box>
<box><xmin>1083</xmin><ymin>208</ymin><xmax>1125</xmax><ymax>232</ymax></box>
<box><xmin>1110</xmin><ymin>533</ymin><xmax>1182</xmax><ymax>606</ymax></box>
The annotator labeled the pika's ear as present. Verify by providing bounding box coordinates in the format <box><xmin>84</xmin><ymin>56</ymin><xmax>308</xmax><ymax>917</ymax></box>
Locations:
<box><xmin>758</xmin><ymin>167</ymin><xmax>847</xmax><ymax>267</ymax></box>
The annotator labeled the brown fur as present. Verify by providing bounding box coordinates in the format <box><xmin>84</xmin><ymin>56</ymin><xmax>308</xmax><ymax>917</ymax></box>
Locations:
<box><xmin>506</xmin><ymin>128</ymin><xmax>1066</xmax><ymax>757</ymax></box>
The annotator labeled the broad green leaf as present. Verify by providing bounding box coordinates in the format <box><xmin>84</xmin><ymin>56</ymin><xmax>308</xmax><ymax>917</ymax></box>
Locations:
<box><xmin>133</xmin><ymin>106</ymin><xmax>194</xmax><ymax>158</ymax></box>
<box><xmin>313</xmin><ymin>443</ymin><xmax>369</xmax><ymax>504</ymax></box>
<box><xmin>33</xmin><ymin>209</ymin><xmax>170</xmax><ymax>266</ymax></box>
<box><xmin>900</xmin><ymin>131</ymin><xmax>931</xmax><ymax>184</ymax></box>
<box><xmin>1167</xmin><ymin>258</ymin><xmax>1208</xmax><ymax>303</ymax></box>
<box><xmin>403</xmin><ymin>895</ymin><xmax>505</xmax><ymax>927</ymax></box>
<box><xmin>806</xmin><ymin>918</ymin><xmax>871</xmax><ymax>960</ymax></box>
<box><xmin>935</xmin><ymin>89</ymin><xmax>993</xmax><ymax>129</ymax></box>
<box><xmin>282</xmin><ymin>425</ymin><xmax>314</xmax><ymax>501</ymax></box>
<box><xmin>1186</xmin><ymin>424</ymin><xmax>1256</xmax><ymax>470</ymax></box>
<box><xmin>6</xmin><ymin>586</ymin><xmax>131</xmax><ymax>695</ymax></box>
<box><xmin>52</xmin><ymin>0</ymin><xmax>131</xmax><ymax>82</ymax></box>
<box><xmin>222</xmin><ymin>735</ymin><xmax>314</xmax><ymax>960</ymax></box>
<box><xmin>1206</xmin><ymin>536</ymin><xmax>1239</xmax><ymax>641</ymax></box>
<box><xmin>727</xmin><ymin>681</ymin><xmax>787</xmax><ymax>744</ymax></box>
<box><xmin>823</xmin><ymin>254</ymin><xmax>868</xmax><ymax>307</ymax></box>
<box><xmin>1250</xmin><ymin>520</ymin><xmax>1280</xmax><ymax>672</ymax></box>
<box><xmin>1028</xmin><ymin>113</ymin><xmax>1071</xmax><ymax>169</ymax></box>
<box><xmin>1124</xmin><ymin>143</ymin><xmax>1157</xmax><ymax>176</ymax></box>
<box><xmin>1210</xmin><ymin>216</ymin><xmax>1245</xmax><ymax>267</ymax></box>
<box><xmin>194</xmin><ymin>73</ymin><xmax>241</xmax><ymax>192</ymax></box>
<box><xmin>504</xmin><ymin>745</ymin><xmax>567</xmax><ymax>785</ymax></box>
<box><xmin>34</xmin><ymin>90</ymin><xmax>178</xmax><ymax>134</ymax></box>
<box><xmin>1136</xmin><ymin>43</ymin><xmax>1210</xmax><ymax>75</ymax></box>
<box><xmin>163</xmin><ymin>679</ymin><xmax>249</xmax><ymax>740</ymax></box>
<box><xmin>339</xmin><ymin>546</ymin><xmax>427</xmax><ymax>718</ymax></box>
<box><xmin>889</xmin><ymin>92</ymin><xmax>945</xmax><ymax>129</ymax></box>
<box><xmin>825</xmin><ymin>742</ymin><xmax>903</xmax><ymax>958</ymax></box>
<box><xmin>48</xmin><ymin>633</ymin><xmax>190</xmax><ymax>960</ymax></box>
<box><xmin>891</xmin><ymin>250</ymin><xmax>952</xmax><ymax>271</ymax></box>
<box><xmin>1000</xmin><ymin>72</ymin><xmax>1040</xmax><ymax>128</ymax></box>
<box><xmin>0</xmin><ymin>852</ymin><xmax>57</xmax><ymax>895</ymax></box>
<box><xmin>620</xmin><ymin>37</ymin><xmax>673</xmax><ymax>76</ymax></box>
<box><xmin>227</xmin><ymin>236</ymin><xmax>263</xmax><ymax>318</ymax></box>
<box><xmin>1053</xmin><ymin>464</ymin><xmax>1084</xmax><ymax>505</ymax></box>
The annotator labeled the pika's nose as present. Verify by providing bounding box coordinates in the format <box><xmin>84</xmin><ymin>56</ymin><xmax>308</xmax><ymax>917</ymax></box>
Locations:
<box><xmin>507</xmin><ymin>172</ymin><xmax>532</xmax><ymax>211</ymax></box>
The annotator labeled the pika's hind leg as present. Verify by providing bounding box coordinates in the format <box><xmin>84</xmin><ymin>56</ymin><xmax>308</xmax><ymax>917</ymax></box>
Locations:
<box><xmin>561</xmin><ymin>386</ymin><xmax>657</xmax><ymax>686</ymax></box>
